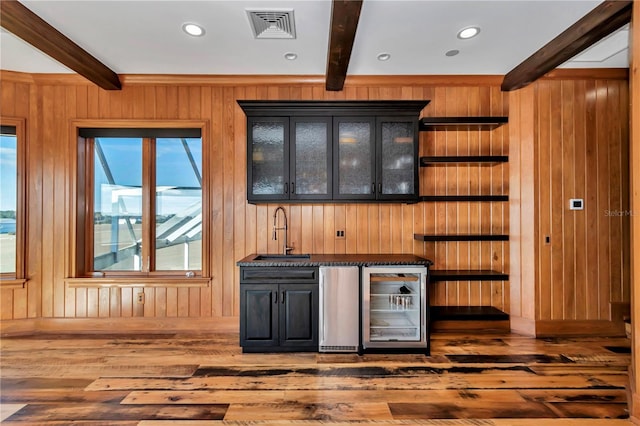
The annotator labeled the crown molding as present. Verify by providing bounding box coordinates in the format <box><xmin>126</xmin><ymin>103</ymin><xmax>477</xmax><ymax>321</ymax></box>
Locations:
<box><xmin>1</xmin><ymin>70</ymin><xmax>627</xmax><ymax>89</ymax></box>
<box><xmin>542</xmin><ymin>68</ymin><xmax>629</xmax><ymax>80</ymax></box>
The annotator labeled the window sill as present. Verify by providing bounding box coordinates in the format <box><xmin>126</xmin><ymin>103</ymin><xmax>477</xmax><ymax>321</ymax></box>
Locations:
<box><xmin>65</xmin><ymin>277</ymin><xmax>211</xmax><ymax>288</ymax></box>
<box><xmin>0</xmin><ymin>279</ymin><xmax>27</xmax><ymax>289</ymax></box>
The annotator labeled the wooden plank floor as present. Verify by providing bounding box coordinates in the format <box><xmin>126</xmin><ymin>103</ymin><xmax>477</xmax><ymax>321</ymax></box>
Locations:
<box><xmin>0</xmin><ymin>332</ymin><xmax>632</xmax><ymax>425</ymax></box>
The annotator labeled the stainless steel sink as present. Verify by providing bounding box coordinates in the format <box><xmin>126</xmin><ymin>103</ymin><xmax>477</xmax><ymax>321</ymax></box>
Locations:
<box><xmin>252</xmin><ymin>254</ymin><xmax>311</xmax><ymax>261</ymax></box>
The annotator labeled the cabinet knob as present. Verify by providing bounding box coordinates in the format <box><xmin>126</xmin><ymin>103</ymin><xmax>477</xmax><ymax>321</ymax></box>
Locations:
<box><xmin>371</xmin><ymin>183</ymin><xmax>375</xmax><ymax>194</ymax></box>
<box><xmin>291</xmin><ymin>182</ymin><xmax>295</xmax><ymax>194</ymax></box>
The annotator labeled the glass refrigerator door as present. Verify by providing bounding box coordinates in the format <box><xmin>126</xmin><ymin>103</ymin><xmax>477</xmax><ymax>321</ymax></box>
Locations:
<box><xmin>363</xmin><ymin>267</ymin><xmax>426</xmax><ymax>346</ymax></box>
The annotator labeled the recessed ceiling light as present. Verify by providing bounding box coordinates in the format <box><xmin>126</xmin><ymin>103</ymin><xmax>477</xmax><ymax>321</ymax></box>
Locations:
<box><xmin>457</xmin><ymin>26</ymin><xmax>480</xmax><ymax>39</ymax></box>
<box><xmin>377</xmin><ymin>53</ymin><xmax>391</xmax><ymax>61</ymax></box>
<box><xmin>183</xmin><ymin>23</ymin><xmax>205</xmax><ymax>37</ymax></box>
<box><xmin>445</xmin><ymin>49</ymin><xmax>460</xmax><ymax>57</ymax></box>
<box><xmin>284</xmin><ymin>52</ymin><xmax>298</xmax><ymax>60</ymax></box>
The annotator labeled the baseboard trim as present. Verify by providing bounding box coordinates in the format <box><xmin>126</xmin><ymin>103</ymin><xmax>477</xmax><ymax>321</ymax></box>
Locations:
<box><xmin>431</xmin><ymin>320</ymin><xmax>510</xmax><ymax>333</ymax></box>
<box><xmin>535</xmin><ymin>319</ymin><xmax>626</xmax><ymax>337</ymax></box>
<box><xmin>1</xmin><ymin>317</ymin><xmax>626</xmax><ymax>338</ymax></box>
<box><xmin>610</xmin><ymin>302</ymin><xmax>631</xmax><ymax>322</ymax></box>
<box><xmin>0</xmin><ymin>317</ymin><xmax>239</xmax><ymax>336</ymax></box>
<box><xmin>510</xmin><ymin>315</ymin><xmax>536</xmax><ymax>336</ymax></box>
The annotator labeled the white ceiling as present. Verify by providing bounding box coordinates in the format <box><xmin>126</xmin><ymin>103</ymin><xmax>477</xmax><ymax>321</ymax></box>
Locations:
<box><xmin>0</xmin><ymin>0</ymin><xmax>630</xmax><ymax>77</ymax></box>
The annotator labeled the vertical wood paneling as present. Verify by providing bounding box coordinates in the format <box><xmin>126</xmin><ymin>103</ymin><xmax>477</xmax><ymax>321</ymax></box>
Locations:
<box><xmin>574</xmin><ymin>80</ymin><xmax>587</xmax><ymax>319</ymax></box>
<box><xmin>550</xmin><ymin>80</ymin><xmax>564</xmax><ymax>320</ymax></box>
<box><xmin>0</xmin><ymin>73</ymin><xmax>627</xmax><ymax>329</ymax></box>
<box><xmin>618</xmin><ymin>81</ymin><xmax>630</xmax><ymax>307</ymax></box>
<box><xmin>596</xmin><ymin>81</ymin><xmax>611</xmax><ymax>320</ymax></box>
<box><xmin>516</xmin><ymin>77</ymin><xmax>630</xmax><ymax>323</ymax></box>
<box><xmin>64</xmin><ymin>86</ymin><xmax>77</xmax><ymax>318</ymax></box>
<box><xmin>537</xmin><ymin>81</ymin><xmax>552</xmax><ymax>320</ymax></box>
<box><xmin>210</xmin><ymin>86</ymin><xmax>224</xmax><ymax>318</ymax></box>
<box><xmin>629</xmin><ymin>2</ymin><xmax>640</xmax><ymax>418</ymax></box>
<box><xmin>510</xmin><ymin>85</ymin><xmax>537</xmax><ymax>327</ymax></box>
<box><xmin>419</xmin><ymin>86</ymin><xmax>509</xmax><ymax>311</ymax></box>
<box><xmin>53</xmin><ymin>85</ymin><xmax>68</xmax><ymax>317</ymax></box>
<box><xmin>40</xmin><ymin>85</ymin><xmax>55</xmax><ymax>317</ymax></box>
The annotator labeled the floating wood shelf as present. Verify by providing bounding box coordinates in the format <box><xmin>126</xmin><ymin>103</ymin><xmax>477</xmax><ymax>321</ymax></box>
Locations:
<box><xmin>430</xmin><ymin>305</ymin><xmax>509</xmax><ymax>321</ymax></box>
<box><xmin>420</xmin><ymin>116</ymin><xmax>508</xmax><ymax>131</ymax></box>
<box><xmin>414</xmin><ymin>234</ymin><xmax>509</xmax><ymax>242</ymax></box>
<box><xmin>420</xmin><ymin>156</ymin><xmax>508</xmax><ymax>166</ymax></box>
<box><xmin>419</xmin><ymin>195</ymin><xmax>508</xmax><ymax>202</ymax></box>
<box><xmin>430</xmin><ymin>270</ymin><xmax>509</xmax><ymax>282</ymax></box>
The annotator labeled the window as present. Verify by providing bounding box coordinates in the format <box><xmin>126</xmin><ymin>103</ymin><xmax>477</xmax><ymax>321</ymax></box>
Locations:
<box><xmin>77</xmin><ymin>127</ymin><xmax>203</xmax><ymax>277</ymax></box>
<box><xmin>0</xmin><ymin>120</ymin><xmax>25</xmax><ymax>282</ymax></box>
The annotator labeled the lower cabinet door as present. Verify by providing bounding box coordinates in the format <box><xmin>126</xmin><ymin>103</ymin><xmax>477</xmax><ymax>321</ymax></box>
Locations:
<box><xmin>279</xmin><ymin>283</ymin><xmax>319</xmax><ymax>349</ymax></box>
<box><xmin>240</xmin><ymin>284</ymin><xmax>279</xmax><ymax>347</ymax></box>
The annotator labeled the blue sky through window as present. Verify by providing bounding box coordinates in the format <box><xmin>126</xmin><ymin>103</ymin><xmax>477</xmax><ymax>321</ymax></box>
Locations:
<box><xmin>0</xmin><ymin>134</ymin><xmax>17</xmax><ymax>212</ymax></box>
<box><xmin>94</xmin><ymin>137</ymin><xmax>202</xmax><ymax>216</ymax></box>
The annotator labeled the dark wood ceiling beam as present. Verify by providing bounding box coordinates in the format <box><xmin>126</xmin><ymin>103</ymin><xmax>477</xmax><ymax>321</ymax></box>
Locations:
<box><xmin>501</xmin><ymin>0</ymin><xmax>632</xmax><ymax>92</ymax></box>
<box><xmin>0</xmin><ymin>0</ymin><xmax>121</xmax><ymax>90</ymax></box>
<box><xmin>325</xmin><ymin>0</ymin><xmax>363</xmax><ymax>91</ymax></box>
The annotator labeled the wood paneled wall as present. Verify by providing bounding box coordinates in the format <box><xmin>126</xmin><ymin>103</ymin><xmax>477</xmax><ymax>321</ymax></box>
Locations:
<box><xmin>628</xmin><ymin>2</ymin><xmax>639</xmax><ymax>421</ymax></box>
<box><xmin>510</xmin><ymin>73</ymin><xmax>630</xmax><ymax>333</ymax></box>
<box><xmin>0</xmin><ymin>71</ymin><xmax>628</xmax><ymax>335</ymax></box>
<box><xmin>420</xmin><ymin>87</ymin><xmax>509</xmax><ymax>310</ymax></box>
<box><xmin>536</xmin><ymin>78</ymin><xmax>629</xmax><ymax>321</ymax></box>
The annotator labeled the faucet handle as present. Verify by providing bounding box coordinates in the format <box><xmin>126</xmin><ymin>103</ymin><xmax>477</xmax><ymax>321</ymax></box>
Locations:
<box><xmin>284</xmin><ymin>246</ymin><xmax>294</xmax><ymax>254</ymax></box>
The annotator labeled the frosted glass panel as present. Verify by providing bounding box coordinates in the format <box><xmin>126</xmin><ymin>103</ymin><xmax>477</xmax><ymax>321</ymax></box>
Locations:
<box><xmin>338</xmin><ymin>122</ymin><xmax>372</xmax><ymax>195</ymax></box>
<box><xmin>381</xmin><ymin>122</ymin><xmax>414</xmax><ymax>195</ymax></box>
<box><xmin>294</xmin><ymin>122</ymin><xmax>328</xmax><ymax>195</ymax></box>
<box><xmin>252</xmin><ymin>122</ymin><xmax>285</xmax><ymax>195</ymax></box>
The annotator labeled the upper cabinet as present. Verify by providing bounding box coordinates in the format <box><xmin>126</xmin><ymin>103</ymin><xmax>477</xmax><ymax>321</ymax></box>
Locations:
<box><xmin>248</xmin><ymin>116</ymin><xmax>332</xmax><ymax>202</ymax></box>
<box><xmin>239</xmin><ymin>101</ymin><xmax>429</xmax><ymax>204</ymax></box>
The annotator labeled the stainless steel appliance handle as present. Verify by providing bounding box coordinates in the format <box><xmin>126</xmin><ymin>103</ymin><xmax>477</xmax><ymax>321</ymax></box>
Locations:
<box><xmin>319</xmin><ymin>269</ymin><xmax>325</xmax><ymax>343</ymax></box>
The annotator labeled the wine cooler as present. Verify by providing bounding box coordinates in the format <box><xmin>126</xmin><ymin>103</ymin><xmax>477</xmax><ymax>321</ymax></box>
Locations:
<box><xmin>362</xmin><ymin>265</ymin><xmax>429</xmax><ymax>352</ymax></box>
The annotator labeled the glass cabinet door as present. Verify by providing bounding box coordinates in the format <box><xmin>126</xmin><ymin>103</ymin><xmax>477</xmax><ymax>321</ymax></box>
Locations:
<box><xmin>333</xmin><ymin>117</ymin><xmax>375</xmax><ymax>200</ymax></box>
<box><xmin>248</xmin><ymin>117</ymin><xmax>289</xmax><ymax>201</ymax></box>
<box><xmin>290</xmin><ymin>117</ymin><xmax>332</xmax><ymax>200</ymax></box>
<box><xmin>377</xmin><ymin>117</ymin><xmax>418</xmax><ymax>200</ymax></box>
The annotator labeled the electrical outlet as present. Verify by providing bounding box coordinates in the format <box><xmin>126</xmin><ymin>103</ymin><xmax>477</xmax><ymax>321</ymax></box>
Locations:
<box><xmin>137</xmin><ymin>293</ymin><xmax>145</xmax><ymax>304</ymax></box>
<box><xmin>336</xmin><ymin>230</ymin><xmax>345</xmax><ymax>239</ymax></box>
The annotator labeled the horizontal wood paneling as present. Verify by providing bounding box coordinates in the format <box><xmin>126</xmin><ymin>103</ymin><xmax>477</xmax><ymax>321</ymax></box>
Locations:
<box><xmin>0</xmin><ymin>71</ymin><xmax>628</xmax><ymax>334</ymax></box>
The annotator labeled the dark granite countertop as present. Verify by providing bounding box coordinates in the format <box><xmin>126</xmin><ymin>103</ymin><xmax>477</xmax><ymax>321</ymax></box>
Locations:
<box><xmin>237</xmin><ymin>253</ymin><xmax>433</xmax><ymax>267</ymax></box>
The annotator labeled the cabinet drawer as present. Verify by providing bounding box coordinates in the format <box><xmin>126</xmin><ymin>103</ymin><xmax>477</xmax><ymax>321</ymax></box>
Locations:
<box><xmin>241</xmin><ymin>267</ymin><xmax>318</xmax><ymax>283</ymax></box>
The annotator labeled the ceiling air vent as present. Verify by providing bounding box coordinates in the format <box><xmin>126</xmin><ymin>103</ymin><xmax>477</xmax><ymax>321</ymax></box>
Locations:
<box><xmin>247</xmin><ymin>9</ymin><xmax>296</xmax><ymax>39</ymax></box>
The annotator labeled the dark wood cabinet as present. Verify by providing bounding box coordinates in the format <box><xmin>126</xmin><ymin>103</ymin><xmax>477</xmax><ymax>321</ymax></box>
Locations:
<box><xmin>239</xmin><ymin>100</ymin><xmax>429</xmax><ymax>203</ymax></box>
<box><xmin>333</xmin><ymin>116</ymin><xmax>419</xmax><ymax>201</ymax></box>
<box><xmin>239</xmin><ymin>267</ymin><xmax>319</xmax><ymax>352</ymax></box>
<box><xmin>246</xmin><ymin>116</ymin><xmax>333</xmax><ymax>202</ymax></box>
<box><xmin>278</xmin><ymin>284</ymin><xmax>318</xmax><ymax>347</ymax></box>
<box><xmin>240</xmin><ymin>283</ymin><xmax>279</xmax><ymax>347</ymax></box>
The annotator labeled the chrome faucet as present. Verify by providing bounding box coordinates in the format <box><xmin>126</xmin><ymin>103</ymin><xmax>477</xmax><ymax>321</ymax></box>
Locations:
<box><xmin>273</xmin><ymin>206</ymin><xmax>293</xmax><ymax>255</ymax></box>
